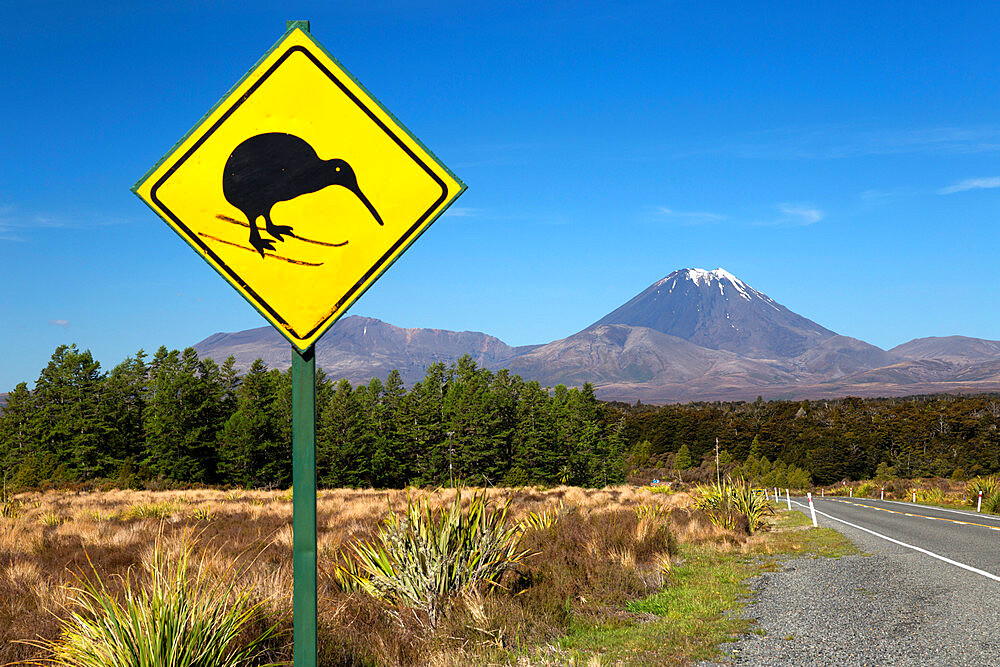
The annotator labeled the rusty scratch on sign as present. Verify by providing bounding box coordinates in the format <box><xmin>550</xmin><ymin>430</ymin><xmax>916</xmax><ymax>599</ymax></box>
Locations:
<box><xmin>216</xmin><ymin>214</ymin><xmax>349</xmax><ymax>247</ymax></box>
<box><xmin>197</xmin><ymin>232</ymin><xmax>325</xmax><ymax>267</ymax></box>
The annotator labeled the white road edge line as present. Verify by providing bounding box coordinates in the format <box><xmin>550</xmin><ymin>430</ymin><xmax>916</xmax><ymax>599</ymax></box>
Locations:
<box><xmin>788</xmin><ymin>499</ymin><xmax>1000</xmax><ymax>583</ymax></box>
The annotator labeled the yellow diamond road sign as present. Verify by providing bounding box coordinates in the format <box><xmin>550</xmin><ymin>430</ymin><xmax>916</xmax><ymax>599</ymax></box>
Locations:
<box><xmin>133</xmin><ymin>24</ymin><xmax>465</xmax><ymax>351</ymax></box>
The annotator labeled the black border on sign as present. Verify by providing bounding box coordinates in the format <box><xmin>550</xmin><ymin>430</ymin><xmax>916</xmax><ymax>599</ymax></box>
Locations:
<box><xmin>149</xmin><ymin>45</ymin><xmax>448</xmax><ymax>341</ymax></box>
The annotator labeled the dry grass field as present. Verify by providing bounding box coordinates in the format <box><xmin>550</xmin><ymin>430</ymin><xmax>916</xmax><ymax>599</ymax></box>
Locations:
<box><xmin>0</xmin><ymin>485</ymin><xmax>751</xmax><ymax>666</ymax></box>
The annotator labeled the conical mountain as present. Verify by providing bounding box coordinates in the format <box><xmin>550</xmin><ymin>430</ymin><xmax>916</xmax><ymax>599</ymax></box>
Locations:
<box><xmin>591</xmin><ymin>268</ymin><xmax>836</xmax><ymax>358</ymax></box>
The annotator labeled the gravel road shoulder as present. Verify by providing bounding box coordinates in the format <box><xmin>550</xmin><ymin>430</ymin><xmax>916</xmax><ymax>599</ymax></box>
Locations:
<box><xmin>700</xmin><ymin>513</ymin><xmax>1000</xmax><ymax>666</ymax></box>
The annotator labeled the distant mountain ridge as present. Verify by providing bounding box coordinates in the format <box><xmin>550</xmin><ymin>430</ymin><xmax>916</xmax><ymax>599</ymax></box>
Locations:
<box><xmin>889</xmin><ymin>336</ymin><xmax>1000</xmax><ymax>363</ymax></box>
<box><xmin>194</xmin><ymin>316</ymin><xmax>534</xmax><ymax>386</ymax></box>
<box><xmin>192</xmin><ymin>268</ymin><xmax>1000</xmax><ymax>403</ymax></box>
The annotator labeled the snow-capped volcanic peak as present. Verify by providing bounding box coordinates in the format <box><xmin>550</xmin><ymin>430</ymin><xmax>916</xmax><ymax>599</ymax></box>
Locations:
<box><xmin>657</xmin><ymin>268</ymin><xmax>758</xmax><ymax>302</ymax></box>
<box><xmin>681</xmin><ymin>268</ymin><xmax>752</xmax><ymax>300</ymax></box>
<box><xmin>592</xmin><ymin>267</ymin><xmax>837</xmax><ymax>358</ymax></box>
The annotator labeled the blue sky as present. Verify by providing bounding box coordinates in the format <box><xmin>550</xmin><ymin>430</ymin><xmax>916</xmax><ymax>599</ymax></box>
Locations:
<box><xmin>3</xmin><ymin>1</ymin><xmax>1000</xmax><ymax>391</ymax></box>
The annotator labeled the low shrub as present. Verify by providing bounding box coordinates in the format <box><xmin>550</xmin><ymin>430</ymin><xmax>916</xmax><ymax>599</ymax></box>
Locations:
<box><xmin>510</xmin><ymin>508</ymin><xmax>677</xmax><ymax>623</ymax></box>
<box><xmin>692</xmin><ymin>476</ymin><xmax>770</xmax><ymax>534</ymax></box>
<box><xmin>39</xmin><ymin>511</ymin><xmax>64</xmax><ymax>527</ymax></box>
<box><xmin>855</xmin><ymin>481</ymin><xmax>877</xmax><ymax>497</ymax></box>
<box><xmin>982</xmin><ymin>490</ymin><xmax>1000</xmax><ymax>514</ymax></box>
<box><xmin>31</xmin><ymin>536</ymin><xmax>283</xmax><ymax>667</ymax></box>
<box><xmin>332</xmin><ymin>489</ymin><xmax>533</xmax><ymax>627</ymax></box>
<box><xmin>967</xmin><ymin>476</ymin><xmax>999</xmax><ymax>507</ymax></box>
<box><xmin>915</xmin><ymin>487</ymin><xmax>946</xmax><ymax>504</ymax></box>
<box><xmin>121</xmin><ymin>500</ymin><xmax>179</xmax><ymax>520</ymax></box>
<box><xmin>82</xmin><ymin>509</ymin><xmax>117</xmax><ymax>522</ymax></box>
<box><xmin>1</xmin><ymin>498</ymin><xmax>21</xmax><ymax>519</ymax></box>
<box><xmin>882</xmin><ymin>478</ymin><xmax>910</xmax><ymax>498</ymax></box>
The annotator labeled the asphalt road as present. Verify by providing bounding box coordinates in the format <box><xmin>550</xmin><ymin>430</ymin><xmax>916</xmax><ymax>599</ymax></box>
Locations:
<box><xmin>702</xmin><ymin>496</ymin><xmax>1000</xmax><ymax>666</ymax></box>
<box><xmin>796</xmin><ymin>495</ymin><xmax>1000</xmax><ymax>579</ymax></box>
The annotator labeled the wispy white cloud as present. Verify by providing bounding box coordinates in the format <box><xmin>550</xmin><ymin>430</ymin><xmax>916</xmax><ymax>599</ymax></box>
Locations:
<box><xmin>657</xmin><ymin>203</ymin><xmax>822</xmax><ymax>227</ymax></box>
<box><xmin>860</xmin><ymin>188</ymin><xmax>906</xmax><ymax>205</ymax></box>
<box><xmin>31</xmin><ymin>214</ymin><xmax>71</xmax><ymax>228</ymax></box>
<box><xmin>938</xmin><ymin>177</ymin><xmax>1000</xmax><ymax>195</ymax></box>
<box><xmin>666</xmin><ymin>124</ymin><xmax>1000</xmax><ymax>162</ymax></box>
<box><xmin>48</xmin><ymin>319</ymin><xmax>70</xmax><ymax>329</ymax></box>
<box><xmin>775</xmin><ymin>203</ymin><xmax>823</xmax><ymax>226</ymax></box>
<box><xmin>442</xmin><ymin>207</ymin><xmax>481</xmax><ymax>218</ymax></box>
<box><xmin>0</xmin><ymin>205</ymin><xmax>17</xmax><ymax>241</ymax></box>
<box><xmin>749</xmin><ymin>203</ymin><xmax>824</xmax><ymax>227</ymax></box>
<box><xmin>0</xmin><ymin>204</ymin><xmax>132</xmax><ymax>240</ymax></box>
<box><xmin>656</xmin><ymin>207</ymin><xmax>728</xmax><ymax>224</ymax></box>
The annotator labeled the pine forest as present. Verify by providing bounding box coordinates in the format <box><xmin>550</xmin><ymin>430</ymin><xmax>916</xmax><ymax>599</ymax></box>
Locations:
<box><xmin>2</xmin><ymin>343</ymin><xmax>1000</xmax><ymax>492</ymax></box>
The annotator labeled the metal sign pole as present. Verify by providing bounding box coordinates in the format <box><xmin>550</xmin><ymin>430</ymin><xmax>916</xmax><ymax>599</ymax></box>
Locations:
<box><xmin>292</xmin><ymin>344</ymin><xmax>317</xmax><ymax>667</ymax></box>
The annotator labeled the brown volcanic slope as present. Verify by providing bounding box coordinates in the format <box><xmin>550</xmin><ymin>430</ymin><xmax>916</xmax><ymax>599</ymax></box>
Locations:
<box><xmin>192</xmin><ymin>269</ymin><xmax>1000</xmax><ymax>403</ymax></box>
<box><xmin>507</xmin><ymin>324</ymin><xmax>798</xmax><ymax>388</ymax></box>
<box><xmin>194</xmin><ymin>315</ymin><xmax>533</xmax><ymax>386</ymax></box>
<box><xmin>890</xmin><ymin>336</ymin><xmax>1000</xmax><ymax>363</ymax></box>
<box><xmin>790</xmin><ymin>335</ymin><xmax>899</xmax><ymax>378</ymax></box>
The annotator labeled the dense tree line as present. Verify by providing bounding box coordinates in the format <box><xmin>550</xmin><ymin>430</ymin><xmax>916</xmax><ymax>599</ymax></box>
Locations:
<box><xmin>0</xmin><ymin>345</ymin><xmax>625</xmax><ymax>490</ymax></box>
<box><xmin>7</xmin><ymin>344</ymin><xmax>1000</xmax><ymax>490</ymax></box>
<box><xmin>622</xmin><ymin>394</ymin><xmax>1000</xmax><ymax>485</ymax></box>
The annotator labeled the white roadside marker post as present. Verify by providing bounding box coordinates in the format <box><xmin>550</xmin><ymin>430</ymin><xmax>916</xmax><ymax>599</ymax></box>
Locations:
<box><xmin>774</xmin><ymin>487</ymin><xmax>778</xmax><ymax>502</ymax></box>
<box><xmin>913</xmin><ymin>491</ymin><xmax>916</xmax><ymax>503</ymax></box>
<box><xmin>978</xmin><ymin>491</ymin><xmax>983</xmax><ymax>513</ymax></box>
<box><xmin>808</xmin><ymin>492</ymin><xmax>818</xmax><ymax>527</ymax></box>
<box><xmin>786</xmin><ymin>488</ymin><xmax>791</xmax><ymax>510</ymax></box>
<box><xmin>850</xmin><ymin>487</ymin><xmax>853</xmax><ymax>497</ymax></box>
<box><xmin>821</xmin><ymin>489</ymin><xmax>824</xmax><ymax>497</ymax></box>
<box><xmin>881</xmin><ymin>488</ymin><xmax>884</xmax><ymax>500</ymax></box>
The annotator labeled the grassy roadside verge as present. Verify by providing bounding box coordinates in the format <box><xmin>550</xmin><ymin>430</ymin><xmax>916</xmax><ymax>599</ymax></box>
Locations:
<box><xmin>540</xmin><ymin>508</ymin><xmax>860</xmax><ymax>666</ymax></box>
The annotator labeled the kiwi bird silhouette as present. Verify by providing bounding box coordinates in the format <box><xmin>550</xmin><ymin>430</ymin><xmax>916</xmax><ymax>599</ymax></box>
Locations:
<box><xmin>222</xmin><ymin>132</ymin><xmax>383</xmax><ymax>257</ymax></box>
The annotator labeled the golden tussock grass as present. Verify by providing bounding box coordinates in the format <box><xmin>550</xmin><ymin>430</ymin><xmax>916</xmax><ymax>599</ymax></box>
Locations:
<box><xmin>0</xmin><ymin>484</ymin><xmax>737</xmax><ymax>666</ymax></box>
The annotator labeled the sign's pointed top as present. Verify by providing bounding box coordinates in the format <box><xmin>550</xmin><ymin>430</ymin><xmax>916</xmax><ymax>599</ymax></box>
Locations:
<box><xmin>286</xmin><ymin>20</ymin><xmax>310</xmax><ymax>33</ymax></box>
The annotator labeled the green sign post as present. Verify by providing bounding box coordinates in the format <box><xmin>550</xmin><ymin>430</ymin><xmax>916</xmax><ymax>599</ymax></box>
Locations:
<box><xmin>292</xmin><ymin>345</ymin><xmax>317</xmax><ymax>663</ymax></box>
<box><xmin>133</xmin><ymin>21</ymin><xmax>465</xmax><ymax>664</ymax></box>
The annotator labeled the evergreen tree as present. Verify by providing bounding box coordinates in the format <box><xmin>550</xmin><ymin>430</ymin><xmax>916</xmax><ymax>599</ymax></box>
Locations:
<box><xmin>143</xmin><ymin>347</ymin><xmax>224</xmax><ymax>483</ymax></box>
<box><xmin>317</xmin><ymin>378</ymin><xmax>364</xmax><ymax>487</ymax></box>
<box><xmin>30</xmin><ymin>344</ymin><xmax>109</xmax><ymax>481</ymax></box>
<box><xmin>102</xmin><ymin>350</ymin><xmax>148</xmax><ymax>483</ymax></box>
<box><xmin>444</xmin><ymin>356</ymin><xmax>508</xmax><ymax>485</ymax></box>
<box><xmin>0</xmin><ymin>383</ymin><xmax>37</xmax><ymax>486</ymax></box>
<box><xmin>509</xmin><ymin>380</ymin><xmax>556</xmax><ymax>485</ymax></box>
<box><xmin>218</xmin><ymin>360</ymin><xmax>289</xmax><ymax>487</ymax></box>
<box><xmin>674</xmin><ymin>443</ymin><xmax>693</xmax><ymax>470</ymax></box>
<box><xmin>398</xmin><ymin>363</ymin><xmax>449</xmax><ymax>486</ymax></box>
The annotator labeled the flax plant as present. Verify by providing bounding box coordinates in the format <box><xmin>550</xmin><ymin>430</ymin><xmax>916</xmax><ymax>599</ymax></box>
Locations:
<box><xmin>915</xmin><ymin>487</ymin><xmax>946</xmax><ymax>504</ymax></box>
<box><xmin>967</xmin><ymin>475</ymin><xmax>999</xmax><ymax>507</ymax></box>
<box><xmin>121</xmin><ymin>500</ymin><xmax>182</xmax><ymax>520</ymax></box>
<box><xmin>693</xmin><ymin>476</ymin><xmax>771</xmax><ymax>534</ymax></box>
<box><xmin>518</xmin><ymin>502</ymin><xmax>565</xmax><ymax>532</ymax></box>
<box><xmin>30</xmin><ymin>537</ymin><xmax>284</xmax><ymax>667</ymax></box>
<box><xmin>1</xmin><ymin>498</ymin><xmax>21</xmax><ymax>519</ymax></box>
<box><xmin>333</xmin><ymin>489</ymin><xmax>535</xmax><ymax>627</ymax></box>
